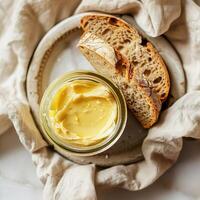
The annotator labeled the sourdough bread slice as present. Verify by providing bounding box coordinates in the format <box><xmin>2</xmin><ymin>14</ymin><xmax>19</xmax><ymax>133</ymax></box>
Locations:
<box><xmin>78</xmin><ymin>32</ymin><xmax>161</xmax><ymax>128</ymax></box>
<box><xmin>80</xmin><ymin>14</ymin><xmax>170</xmax><ymax>103</ymax></box>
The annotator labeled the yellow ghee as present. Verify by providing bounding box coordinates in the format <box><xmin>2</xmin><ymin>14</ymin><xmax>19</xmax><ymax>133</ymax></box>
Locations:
<box><xmin>49</xmin><ymin>80</ymin><xmax>118</xmax><ymax>146</ymax></box>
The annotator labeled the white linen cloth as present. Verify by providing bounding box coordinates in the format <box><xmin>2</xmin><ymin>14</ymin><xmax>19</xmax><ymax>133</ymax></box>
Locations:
<box><xmin>1</xmin><ymin>0</ymin><xmax>200</xmax><ymax>199</ymax></box>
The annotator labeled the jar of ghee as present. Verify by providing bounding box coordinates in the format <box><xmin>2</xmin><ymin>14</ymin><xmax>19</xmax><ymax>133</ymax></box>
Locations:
<box><xmin>39</xmin><ymin>71</ymin><xmax>127</xmax><ymax>156</ymax></box>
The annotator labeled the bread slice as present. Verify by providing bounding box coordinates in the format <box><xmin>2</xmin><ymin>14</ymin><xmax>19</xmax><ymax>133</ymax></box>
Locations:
<box><xmin>80</xmin><ymin>14</ymin><xmax>170</xmax><ymax>102</ymax></box>
<box><xmin>78</xmin><ymin>32</ymin><xmax>161</xmax><ymax>128</ymax></box>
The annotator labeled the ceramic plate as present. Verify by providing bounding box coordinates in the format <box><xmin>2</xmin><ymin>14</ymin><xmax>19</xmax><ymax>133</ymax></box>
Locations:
<box><xmin>26</xmin><ymin>12</ymin><xmax>185</xmax><ymax>166</ymax></box>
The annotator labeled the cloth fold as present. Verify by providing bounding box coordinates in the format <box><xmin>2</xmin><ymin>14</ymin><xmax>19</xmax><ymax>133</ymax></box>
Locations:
<box><xmin>1</xmin><ymin>0</ymin><xmax>200</xmax><ymax>199</ymax></box>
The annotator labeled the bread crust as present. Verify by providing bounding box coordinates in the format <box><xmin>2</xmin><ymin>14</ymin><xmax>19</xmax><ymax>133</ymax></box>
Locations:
<box><xmin>145</xmin><ymin>42</ymin><xmax>170</xmax><ymax>101</ymax></box>
<box><xmin>80</xmin><ymin>14</ymin><xmax>170</xmax><ymax>103</ymax></box>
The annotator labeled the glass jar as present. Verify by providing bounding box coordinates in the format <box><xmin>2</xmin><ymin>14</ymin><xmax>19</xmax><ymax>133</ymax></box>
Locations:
<box><xmin>39</xmin><ymin>71</ymin><xmax>127</xmax><ymax>156</ymax></box>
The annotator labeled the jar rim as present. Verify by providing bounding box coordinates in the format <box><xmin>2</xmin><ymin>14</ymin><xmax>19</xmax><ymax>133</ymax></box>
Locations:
<box><xmin>39</xmin><ymin>70</ymin><xmax>127</xmax><ymax>156</ymax></box>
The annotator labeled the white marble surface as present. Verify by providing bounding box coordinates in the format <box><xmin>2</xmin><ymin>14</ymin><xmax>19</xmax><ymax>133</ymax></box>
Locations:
<box><xmin>1</xmin><ymin>127</ymin><xmax>200</xmax><ymax>200</ymax></box>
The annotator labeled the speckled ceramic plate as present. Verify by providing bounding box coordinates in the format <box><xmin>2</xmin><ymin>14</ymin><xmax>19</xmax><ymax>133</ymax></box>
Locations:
<box><xmin>26</xmin><ymin>12</ymin><xmax>185</xmax><ymax>166</ymax></box>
